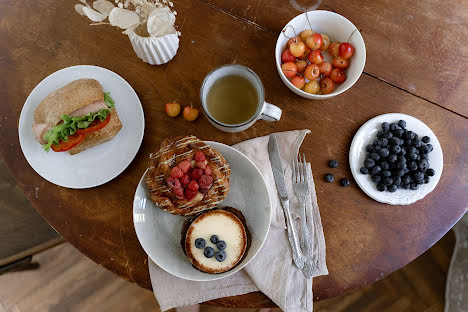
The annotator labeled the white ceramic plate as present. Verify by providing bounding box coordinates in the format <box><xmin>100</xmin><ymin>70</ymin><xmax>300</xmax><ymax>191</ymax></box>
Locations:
<box><xmin>349</xmin><ymin>113</ymin><xmax>443</xmax><ymax>205</ymax></box>
<box><xmin>18</xmin><ymin>65</ymin><xmax>145</xmax><ymax>189</ymax></box>
<box><xmin>133</xmin><ymin>141</ymin><xmax>272</xmax><ymax>281</ymax></box>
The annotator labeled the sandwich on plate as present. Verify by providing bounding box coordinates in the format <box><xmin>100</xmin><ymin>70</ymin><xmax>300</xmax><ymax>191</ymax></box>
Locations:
<box><xmin>32</xmin><ymin>79</ymin><xmax>122</xmax><ymax>155</ymax></box>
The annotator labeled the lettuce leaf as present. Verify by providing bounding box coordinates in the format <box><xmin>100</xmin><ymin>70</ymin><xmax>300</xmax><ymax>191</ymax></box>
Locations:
<box><xmin>42</xmin><ymin>93</ymin><xmax>115</xmax><ymax>152</ymax></box>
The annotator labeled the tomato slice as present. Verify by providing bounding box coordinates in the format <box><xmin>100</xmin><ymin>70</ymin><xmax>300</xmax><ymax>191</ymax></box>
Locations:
<box><xmin>51</xmin><ymin>133</ymin><xmax>85</xmax><ymax>152</ymax></box>
<box><xmin>76</xmin><ymin>113</ymin><xmax>111</xmax><ymax>135</ymax></box>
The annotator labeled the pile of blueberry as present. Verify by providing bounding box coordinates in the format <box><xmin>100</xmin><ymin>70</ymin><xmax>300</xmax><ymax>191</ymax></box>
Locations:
<box><xmin>195</xmin><ymin>235</ymin><xmax>226</xmax><ymax>262</ymax></box>
<box><xmin>360</xmin><ymin>120</ymin><xmax>435</xmax><ymax>192</ymax></box>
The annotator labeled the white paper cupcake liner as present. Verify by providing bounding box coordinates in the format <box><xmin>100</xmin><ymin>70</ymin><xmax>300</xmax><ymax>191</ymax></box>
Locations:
<box><xmin>128</xmin><ymin>31</ymin><xmax>179</xmax><ymax>65</ymax></box>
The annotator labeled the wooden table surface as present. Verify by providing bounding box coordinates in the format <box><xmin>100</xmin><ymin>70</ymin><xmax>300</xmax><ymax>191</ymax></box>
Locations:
<box><xmin>1</xmin><ymin>0</ymin><xmax>467</xmax><ymax>308</ymax></box>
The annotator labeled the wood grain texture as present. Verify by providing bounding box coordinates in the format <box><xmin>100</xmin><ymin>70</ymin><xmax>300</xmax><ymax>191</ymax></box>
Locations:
<box><xmin>0</xmin><ymin>0</ymin><xmax>467</xmax><ymax>308</ymax></box>
<box><xmin>202</xmin><ymin>0</ymin><xmax>468</xmax><ymax>117</ymax></box>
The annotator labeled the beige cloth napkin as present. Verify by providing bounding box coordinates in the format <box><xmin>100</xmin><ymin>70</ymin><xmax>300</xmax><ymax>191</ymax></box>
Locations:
<box><xmin>149</xmin><ymin>130</ymin><xmax>328</xmax><ymax>312</ymax></box>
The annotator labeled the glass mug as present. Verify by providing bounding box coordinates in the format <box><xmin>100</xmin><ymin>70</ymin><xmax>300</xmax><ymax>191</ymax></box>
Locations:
<box><xmin>200</xmin><ymin>65</ymin><xmax>282</xmax><ymax>133</ymax></box>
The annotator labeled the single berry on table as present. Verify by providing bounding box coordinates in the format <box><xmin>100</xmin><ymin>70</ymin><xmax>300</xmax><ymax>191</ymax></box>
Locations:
<box><xmin>210</xmin><ymin>235</ymin><xmax>219</xmax><ymax>244</ymax></box>
<box><xmin>195</xmin><ymin>238</ymin><xmax>206</xmax><ymax>249</ymax></box>
<box><xmin>340</xmin><ymin>178</ymin><xmax>350</xmax><ymax>187</ymax></box>
<box><xmin>204</xmin><ymin>247</ymin><xmax>215</xmax><ymax>258</ymax></box>
<box><xmin>215</xmin><ymin>250</ymin><xmax>226</xmax><ymax>262</ymax></box>
<box><xmin>328</xmin><ymin>159</ymin><xmax>338</xmax><ymax>168</ymax></box>
<box><xmin>324</xmin><ymin>173</ymin><xmax>334</xmax><ymax>183</ymax></box>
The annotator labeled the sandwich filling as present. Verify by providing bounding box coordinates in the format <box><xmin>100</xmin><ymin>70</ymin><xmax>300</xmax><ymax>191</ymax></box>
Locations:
<box><xmin>34</xmin><ymin>93</ymin><xmax>115</xmax><ymax>152</ymax></box>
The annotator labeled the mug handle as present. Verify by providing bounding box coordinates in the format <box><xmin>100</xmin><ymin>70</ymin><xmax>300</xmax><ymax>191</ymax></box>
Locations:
<box><xmin>259</xmin><ymin>102</ymin><xmax>282</xmax><ymax>122</ymax></box>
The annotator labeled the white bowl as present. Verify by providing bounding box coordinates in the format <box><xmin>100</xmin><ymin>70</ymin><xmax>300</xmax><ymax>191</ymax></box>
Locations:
<box><xmin>275</xmin><ymin>10</ymin><xmax>366</xmax><ymax>99</ymax></box>
<box><xmin>133</xmin><ymin>141</ymin><xmax>272</xmax><ymax>281</ymax></box>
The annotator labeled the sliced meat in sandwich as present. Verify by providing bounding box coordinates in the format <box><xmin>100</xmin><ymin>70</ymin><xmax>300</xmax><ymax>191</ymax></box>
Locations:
<box><xmin>32</xmin><ymin>79</ymin><xmax>122</xmax><ymax>155</ymax></box>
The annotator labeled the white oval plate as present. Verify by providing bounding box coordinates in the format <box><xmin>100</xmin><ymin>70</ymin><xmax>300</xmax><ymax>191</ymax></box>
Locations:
<box><xmin>133</xmin><ymin>141</ymin><xmax>272</xmax><ymax>281</ymax></box>
<box><xmin>349</xmin><ymin>113</ymin><xmax>443</xmax><ymax>205</ymax></box>
<box><xmin>18</xmin><ymin>65</ymin><xmax>145</xmax><ymax>189</ymax></box>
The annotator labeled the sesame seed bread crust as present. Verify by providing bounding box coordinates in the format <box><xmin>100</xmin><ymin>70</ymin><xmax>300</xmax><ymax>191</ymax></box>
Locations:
<box><xmin>34</xmin><ymin>79</ymin><xmax>104</xmax><ymax>126</ymax></box>
<box><xmin>145</xmin><ymin>136</ymin><xmax>230</xmax><ymax>216</ymax></box>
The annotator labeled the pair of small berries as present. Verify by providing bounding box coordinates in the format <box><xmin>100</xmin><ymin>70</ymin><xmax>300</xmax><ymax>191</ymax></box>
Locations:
<box><xmin>165</xmin><ymin>102</ymin><xmax>199</xmax><ymax>121</ymax></box>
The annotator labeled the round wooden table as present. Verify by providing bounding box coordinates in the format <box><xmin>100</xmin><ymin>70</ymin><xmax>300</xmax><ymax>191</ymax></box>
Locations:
<box><xmin>1</xmin><ymin>0</ymin><xmax>467</xmax><ymax>308</ymax></box>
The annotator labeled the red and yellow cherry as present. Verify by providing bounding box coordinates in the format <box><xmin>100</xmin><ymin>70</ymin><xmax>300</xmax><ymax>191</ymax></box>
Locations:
<box><xmin>304</xmin><ymin>64</ymin><xmax>320</xmax><ymax>80</ymax></box>
<box><xmin>297</xmin><ymin>46</ymin><xmax>311</xmax><ymax>60</ymax></box>
<box><xmin>289</xmin><ymin>41</ymin><xmax>306</xmax><ymax>58</ymax></box>
<box><xmin>320</xmin><ymin>34</ymin><xmax>330</xmax><ymax>51</ymax></box>
<box><xmin>332</xmin><ymin>56</ymin><xmax>349</xmax><ymax>69</ymax></box>
<box><xmin>320</xmin><ymin>78</ymin><xmax>335</xmax><ymax>94</ymax></box>
<box><xmin>308</xmin><ymin>49</ymin><xmax>324</xmax><ymax>65</ymax></box>
<box><xmin>281</xmin><ymin>62</ymin><xmax>298</xmax><ymax>78</ymax></box>
<box><xmin>291</xmin><ymin>75</ymin><xmax>306</xmax><ymax>89</ymax></box>
<box><xmin>300</xmin><ymin>29</ymin><xmax>315</xmax><ymax>42</ymax></box>
<box><xmin>281</xmin><ymin>49</ymin><xmax>295</xmax><ymax>63</ymax></box>
<box><xmin>339</xmin><ymin>42</ymin><xmax>355</xmax><ymax>59</ymax></box>
<box><xmin>330</xmin><ymin>68</ymin><xmax>347</xmax><ymax>83</ymax></box>
<box><xmin>165</xmin><ymin>102</ymin><xmax>181</xmax><ymax>117</ymax></box>
<box><xmin>286</xmin><ymin>36</ymin><xmax>302</xmax><ymax>48</ymax></box>
<box><xmin>295</xmin><ymin>59</ymin><xmax>307</xmax><ymax>73</ymax></box>
<box><xmin>328</xmin><ymin>42</ymin><xmax>341</xmax><ymax>57</ymax></box>
<box><xmin>318</xmin><ymin>62</ymin><xmax>332</xmax><ymax>77</ymax></box>
<box><xmin>183</xmin><ymin>105</ymin><xmax>199</xmax><ymax>121</ymax></box>
<box><xmin>306</xmin><ymin>33</ymin><xmax>323</xmax><ymax>50</ymax></box>
<box><xmin>303</xmin><ymin>80</ymin><xmax>320</xmax><ymax>94</ymax></box>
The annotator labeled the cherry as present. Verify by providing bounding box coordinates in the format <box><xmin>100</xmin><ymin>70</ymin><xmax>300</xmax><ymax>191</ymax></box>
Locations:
<box><xmin>281</xmin><ymin>49</ymin><xmax>295</xmax><ymax>63</ymax></box>
<box><xmin>328</xmin><ymin>42</ymin><xmax>341</xmax><ymax>57</ymax></box>
<box><xmin>330</xmin><ymin>68</ymin><xmax>347</xmax><ymax>83</ymax></box>
<box><xmin>339</xmin><ymin>42</ymin><xmax>355</xmax><ymax>59</ymax></box>
<box><xmin>319</xmin><ymin>62</ymin><xmax>332</xmax><ymax>77</ymax></box>
<box><xmin>304</xmin><ymin>80</ymin><xmax>320</xmax><ymax>94</ymax></box>
<box><xmin>281</xmin><ymin>62</ymin><xmax>298</xmax><ymax>78</ymax></box>
<box><xmin>304</xmin><ymin>64</ymin><xmax>320</xmax><ymax>81</ymax></box>
<box><xmin>308</xmin><ymin>49</ymin><xmax>324</xmax><ymax>65</ymax></box>
<box><xmin>320</xmin><ymin>78</ymin><xmax>335</xmax><ymax>94</ymax></box>
<box><xmin>306</xmin><ymin>33</ymin><xmax>323</xmax><ymax>50</ymax></box>
<box><xmin>332</xmin><ymin>56</ymin><xmax>349</xmax><ymax>69</ymax></box>
<box><xmin>297</xmin><ymin>46</ymin><xmax>311</xmax><ymax>60</ymax></box>
<box><xmin>299</xmin><ymin>29</ymin><xmax>314</xmax><ymax>42</ymax></box>
<box><xmin>320</xmin><ymin>34</ymin><xmax>330</xmax><ymax>51</ymax></box>
<box><xmin>286</xmin><ymin>36</ymin><xmax>302</xmax><ymax>48</ymax></box>
<box><xmin>295</xmin><ymin>60</ymin><xmax>307</xmax><ymax>73</ymax></box>
<box><xmin>291</xmin><ymin>75</ymin><xmax>306</xmax><ymax>89</ymax></box>
<box><xmin>289</xmin><ymin>41</ymin><xmax>306</xmax><ymax>57</ymax></box>
<box><xmin>165</xmin><ymin>102</ymin><xmax>180</xmax><ymax>117</ymax></box>
<box><xmin>183</xmin><ymin>105</ymin><xmax>199</xmax><ymax>121</ymax></box>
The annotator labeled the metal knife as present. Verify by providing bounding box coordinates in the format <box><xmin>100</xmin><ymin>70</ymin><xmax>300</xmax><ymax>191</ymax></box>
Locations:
<box><xmin>268</xmin><ymin>134</ymin><xmax>305</xmax><ymax>269</ymax></box>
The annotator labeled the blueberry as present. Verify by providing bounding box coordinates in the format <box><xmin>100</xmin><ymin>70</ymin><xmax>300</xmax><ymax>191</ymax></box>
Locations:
<box><xmin>377</xmin><ymin>138</ymin><xmax>389</xmax><ymax>146</ymax></box>
<box><xmin>391</xmin><ymin>145</ymin><xmax>401</xmax><ymax>154</ymax></box>
<box><xmin>216</xmin><ymin>240</ymin><xmax>226</xmax><ymax>250</ymax></box>
<box><xmin>371</xmin><ymin>175</ymin><xmax>381</xmax><ymax>183</ymax></box>
<box><xmin>427</xmin><ymin>144</ymin><xmax>433</xmax><ymax>152</ymax></box>
<box><xmin>402</xmin><ymin>175</ymin><xmax>411</xmax><ymax>185</ymax></box>
<box><xmin>408</xmin><ymin>147</ymin><xmax>417</xmax><ymax>154</ymax></box>
<box><xmin>364</xmin><ymin>158</ymin><xmax>375</xmax><ymax>169</ymax></box>
<box><xmin>360</xmin><ymin>167</ymin><xmax>369</xmax><ymax>174</ymax></box>
<box><xmin>418</xmin><ymin>160</ymin><xmax>429</xmax><ymax>171</ymax></box>
<box><xmin>424</xmin><ymin>175</ymin><xmax>430</xmax><ymax>184</ymax></box>
<box><xmin>379</xmin><ymin>148</ymin><xmax>390</xmax><ymax>158</ymax></box>
<box><xmin>422</xmin><ymin>136</ymin><xmax>430</xmax><ymax>143</ymax></box>
<box><xmin>374</xmin><ymin>145</ymin><xmax>381</xmax><ymax>151</ymax></box>
<box><xmin>413</xmin><ymin>140</ymin><xmax>422</xmax><ymax>149</ymax></box>
<box><xmin>381</xmin><ymin>122</ymin><xmax>390</xmax><ymax>132</ymax></box>
<box><xmin>340</xmin><ymin>178</ymin><xmax>350</xmax><ymax>187</ymax></box>
<box><xmin>204</xmin><ymin>247</ymin><xmax>215</xmax><ymax>258</ymax></box>
<box><xmin>409</xmin><ymin>153</ymin><xmax>418</xmax><ymax>160</ymax></box>
<box><xmin>380</xmin><ymin>161</ymin><xmax>390</xmax><ymax>170</ymax></box>
<box><xmin>324</xmin><ymin>173</ymin><xmax>334</xmax><ymax>183</ymax></box>
<box><xmin>404</xmin><ymin>139</ymin><xmax>412</xmax><ymax>146</ymax></box>
<box><xmin>328</xmin><ymin>159</ymin><xmax>338</xmax><ymax>168</ymax></box>
<box><xmin>402</xmin><ymin>184</ymin><xmax>410</xmax><ymax>190</ymax></box>
<box><xmin>377</xmin><ymin>183</ymin><xmax>387</xmax><ymax>192</ymax></box>
<box><xmin>413</xmin><ymin>172</ymin><xmax>424</xmax><ymax>182</ymax></box>
<box><xmin>410</xmin><ymin>183</ymin><xmax>419</xmax><ymax>190</ymax></box>
<box><xmin>195</xmin><ymin>238</ymin><xmax>206</xmax><ymax>249</ymax></box>
<box><xmin>421</xmin><ymin>153</ymin><xmax>429</xmax><ymax>160</ymax></box>
<box><xmin>393</xmin><ymin>129</ymin><xmax>403</xmax><ymax>138</ymax></box>
<box><xmin>398</xmin><ymin>120</ymin><xmax>406</xmax><ymax>129</ymax></box>
<box><xmin>383</xmin><ymin>177</ymin><xmax>393</xmax><ymax>185</ymax></box>
<box><xmin>409</xmin><ymin>162</ymin><xmax>418</xmax><ymax>171</ymax></box>
<box><xmin>390</xmin><ymin>137</ymin><xmax>400</xmax><ymax>145</ymax></box>
<box><xmin>390</xmin><ymin>123</ymin><xmax>399</xmax><ymax>131</ymax></box>
<box><xmin>210</xmin><ymin>235</ymin><xmax>219</xmax><ymax>244</ymax></box>
<box><xmin>394</xmin><ymin>169</ymin><xmax>404</xmax><ymax>177</ymax></box>
<box><xmin>215</xmin><ymin>250</ymin><xmax>226</xmax><ymax>262</ymax></box>
<box><xmin>382</xmin><ymin>170</ymin><xmax>391</xmax><ymax>177</ymax></box>
<box><xmin>377</xmin><ymin>131</ymin><xmax>384</xmax><ymax>138</ymax></box>
<box><xmin>382</xmin><ymin>132</ymin><xmax>393</xmax><ymax>139</ymax></box>
<box><xmin>426</xmin><ymin>168</ymin><xmax>435</xmax><ymax>176</ymax></box>
<box><xmin>397</xmin><ymin>155</ymin><xmax>406</xmax><ymax>163</ymax></box>
<box><xmin>409</xmin><ymin>131</ymin><xmax>416</xmax><ymax>140</ymax></box>
<box><xmin>390</xmin><ymin>163</ymin><xmax>397</xmax><ymax>169</ymax></box>
<box><xmin>366</xmin><ymin>145</ymin><xmax>374</xmax><ymax>153</ymax></box>
<box><xmin>388</xmin><ymin>184</ymin><xmax>397</xmax><ymax>192</ymax></box>
<box><xmin>393</xmin><ymin>176</ymin><xmax>402</xmax><ymax>185</ymax></box>
<box><xmin>403</xmin><ymin>167</ymin><xmax>409</xmax><ymax>174</ymax></box>
<box><xmin>388</xmin><ymin>154</ymin><xmax>398</xmax><ymax>163</ymax></box>
<box><xmin>370</xmin><ymin>153</ymin><xmax>381</xmax><ymax>161</ymax></box>
<box><xmin>400</xmin><ymin>138</ymin><xmax>405</xmax><ymax>146</ymax></box>
<box><xmin>371</xmin><ymin>165</ymin><xmax>382</xmax><ymax>175</ymax></box>
<box><xmin>399</xmin><ymin>148</ymin><xmax>406</xmax><ymax>156</ymax></box>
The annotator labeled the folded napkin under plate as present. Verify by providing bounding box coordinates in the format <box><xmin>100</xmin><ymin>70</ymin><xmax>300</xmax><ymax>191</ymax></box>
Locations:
<box><xmin>149</xmin><ymin>130</ymin><xmax>328</xmax><ymax>312</ymax></box>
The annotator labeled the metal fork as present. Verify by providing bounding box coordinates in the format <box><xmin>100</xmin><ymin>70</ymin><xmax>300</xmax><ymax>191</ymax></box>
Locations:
<box><xmin>292</xmin><ymin>154</ymin><xmax>315</xmax><ymax>278</ymax></box>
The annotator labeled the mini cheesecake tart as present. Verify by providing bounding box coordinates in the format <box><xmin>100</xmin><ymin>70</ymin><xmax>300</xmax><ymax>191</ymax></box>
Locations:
<box><xmin>146</xmin><ymin>135</ymin><xmax>230</xmax><ymax>216</ymax></box>
<box><xmin>185</xmin><ymin>209</ymin><xmax>247</xmax><ymax>274</ymax></box>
